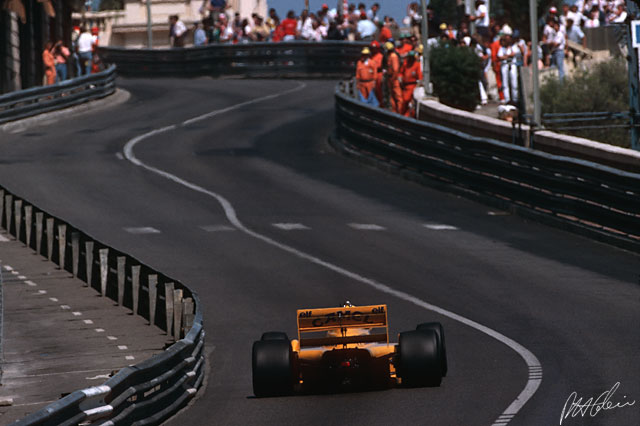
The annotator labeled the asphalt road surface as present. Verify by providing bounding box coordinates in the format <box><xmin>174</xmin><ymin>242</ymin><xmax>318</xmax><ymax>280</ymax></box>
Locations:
<box><xmin>0</xmin><ymin>78</ymin><xmax>638</xmax><ymax>426</ymax></box>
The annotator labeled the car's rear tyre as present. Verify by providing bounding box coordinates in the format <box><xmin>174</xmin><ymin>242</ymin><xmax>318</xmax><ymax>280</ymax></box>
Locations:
<box><xmin>261</xmin><ymin>331</ymin><xmax>289</xmax><ymax>341</ymax></box>
<box><xmin>252</xmin><ymin>339</ymin><xmax>295</xmax><ymax>397</ymax></box>
<box><xmin>416</xmin><ymin>322</ymin><xmax>447</xmax><ymax>377</ymax></box>
<box><xmin>397</xmin><ymin>329</ymin><xmax>442</xmax><ymax>387</ymax></box>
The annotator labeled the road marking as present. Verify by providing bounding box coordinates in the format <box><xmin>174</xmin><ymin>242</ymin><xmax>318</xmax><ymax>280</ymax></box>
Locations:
<box><xmin>72</xmin><ymin>311</ymin><xmax>82</xmax><ymax>316</ymax></box>
<box><xmin>49</xmin><ymin>297</ymin><xmax>58</xmax><ymax>302</ymax></box>
<box><xmin>86</xmin><ymin>374</ymin><xmax>111</xmax><ymax>380</ymax></box>
<box><xmin>10</xmin><ymin>270</ymin><xmax>18</xmax><ymax>275</ymax></box>
<box><xmin>123</xmin><ymin>227</ymin><xmax>161</xmax><ymax>234</ymax></box>
<box><xmin>200</xmin><ymin>224</ymin><xmax>236</xmax><ymax>232</ymax></box>
<box><xmin>125</xmin><ymin>356</ymin><xmax>135</xmax><ymax>360</ymax></box>
<box><xmin>37</xmin><ymin>290</ymin><xmax>47</xmax><ymax>294</ymax></box>
<box><xmin>95</xmin><ymin>328</ymin><xmax>105</xmax><ymax>333</ymax></box>
<box><xmin>3</xmin><ymin>265</ymin><xmax>13</xmax><ymax>271</ymax></box>
<box><xmin>117</xmin><ymin>345</ymin><xmax>128</xmax><ymax>350</ymax></box>
<box><xmin>423</xmin><ymin>224</ymin><xmax>458</xmax><ymax>230</ymax></box>
<box><xmin>123</xmin><ymin>83</ymin><xmax>541</xmax><ymax>425</ymax></box>
<box><xmin>0</xmin><ymin>234</ymin><xmax>9</xmax><ymax>242</ymax></box>
<box><xmin>348</xmin><ymin>223</ymin><xmax>386</xmax><ymax>231</ymax></box>
<box><xmin>83</xmin><ymin>319</ymin><xmax>94</xmax><ymax>325</ymax></box>
<box><xmin>25</xmin><ymin>280</ymin><xmax>36</xmax><ymax>286</ymax></box>
<box><xmin>488</xmin><ymin>211</ymin><xmax>510</xmax><ymax>216</ymax></box>
<box><xmin>18</xmin><ymin>275</ymin><xmax>26</xmax><ymax>280</ymax></box>
<box><xmin>107</xmin><ymin>336</ymin><xmax>117</xmax><ymax>341</ymax></box>
<box><xmin>272</xmin><ymin>223</ymin><xmax>310</xmax><ymax>231</ymax></box>
<box><xmin>60</xmin><ymin>305</ymin><xmax>70</xmax><ymax>310</ymax></box>
<box><xmin>115</xmin><ymin>152</ymin><xmax>124</xmax><ymax>160</ymax></box>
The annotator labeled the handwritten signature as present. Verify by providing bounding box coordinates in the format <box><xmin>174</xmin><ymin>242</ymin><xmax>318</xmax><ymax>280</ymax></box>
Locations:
<box><xmin>560</xmin><ymin>382</ymin><xmax>636</xmax><ymax>425</ymax></box>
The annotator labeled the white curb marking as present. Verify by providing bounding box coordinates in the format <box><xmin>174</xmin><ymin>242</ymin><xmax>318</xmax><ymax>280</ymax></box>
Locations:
<box><xmin>83</xmin><ymin>319</ymin><xmax>94</xmax><ymax>324</ymax></box>
<box><xmin>200</xmin><ymin>224</ymin><xmax>236</xmax><ymax>232</ymax></box>
<box><xmin>272</xmin><ymin>223</ymin><xmax>310</xmax><ymax>231</ymax></box>
<box><xmin>423</xmin><ymin>224</ymin><xmax>458</xmax><ymax>231</ymax></box>
<box><xmin>18</xmin><ymin>275</ymin><xmax>26</xmax><ymax>280</ymax></box>
<box><xmin>123</xmin><ymin>227</ymin><xmax>161</xmax><ymax>234</ymax></box>
<box><xmin>95</xmin><ymin>328</ymin><xmax>105</xmax><ymax>333</ymax></box>
<box><xmin>348</xmin><ymin>223</ymin><xmax>386</xmax><ymax>231</ymax></box>
<box><xmin>122</xmin><ymin>83</ymin><xmax>542</xmax><ymax>425</ymax></box>
<box><xmin>117</xmin><ymin>345</ymin><xmax>128</xmax><ymax>350</ymax></box>
<box><xmin>49</xmin><ymin>297</ymin><xmax>58</xmax><ymax>302</ymax></box>
<box><xmin>25</xmin><ymin>280</ymin><xmax>37</xmax><ymax>286</ymax></box>
<box><xmin>107</xmin><ymin>336</ymin><xmax>117</xmax><ymax>341</ymax></box>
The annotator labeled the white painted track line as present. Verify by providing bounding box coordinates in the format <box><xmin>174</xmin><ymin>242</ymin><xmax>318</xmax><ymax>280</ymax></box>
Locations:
<box><xmin>123</xmin><ymin>227</ymin><xmax>161</xmax><ymax>234</ymax></box>
<box><xmin>122</xmin><ymin>83</ymin><xmax>542</xmax><ymax>425</ymax></box>
<box><xmin>200</xmin><ymin>224</ymin><xmax>236</xmax><ymax>232</ymax></box>
<box><xmin>272</xmin><ymin>223</ymin><xmax>310</xmax><ymax>231</ymax></box>
<box><xmin>423</xmin><ymin>224</ymin><xmax>458</xmax><ymax>230</ymax></box>
<box><xmin>348</xmin><ymin>223</ymin><xmax>386</xmax><ymax>231</ymax></box>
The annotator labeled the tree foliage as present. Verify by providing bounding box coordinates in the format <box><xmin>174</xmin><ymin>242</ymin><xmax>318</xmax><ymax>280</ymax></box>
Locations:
<box><xmin>540</xmin><ymin>57</ymin><xmax>630</xmax><ymax>148</ymax></box>
<box><xmin>429</xmin><ymin>41</ymin><xmax>482</xmax><ymax>112</ymax></box>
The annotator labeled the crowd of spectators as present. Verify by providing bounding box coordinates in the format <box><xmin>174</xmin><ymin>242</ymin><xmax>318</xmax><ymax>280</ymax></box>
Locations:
<box><xmin>42</xmin><ymin>25</ymin><xmax>101</xmax><ymax>85</ymax></box>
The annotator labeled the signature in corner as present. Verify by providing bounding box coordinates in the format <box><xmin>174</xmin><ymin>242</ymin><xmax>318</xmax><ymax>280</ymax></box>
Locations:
<box><xmin>560</xmin><ymin>382</ymin><xmax>636</xmax><ymax>425</ymax></box>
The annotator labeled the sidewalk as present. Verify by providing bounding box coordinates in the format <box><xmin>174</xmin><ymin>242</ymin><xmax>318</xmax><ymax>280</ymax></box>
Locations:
<box><xmin>0</xmin><ymin>229</ymin><xmax>168</xmax><ymax>424</ymax></box>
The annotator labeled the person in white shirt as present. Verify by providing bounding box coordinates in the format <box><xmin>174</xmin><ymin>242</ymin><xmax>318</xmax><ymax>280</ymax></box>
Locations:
<box><xmin>357</xmin><ymin>13</ymin><xmax>377</xmax><ymax>40</ymax></box>
<box><xmin>76</xmin><ymin>26</ymin><xmax>94</xmax><ymax>75</ymax></box>
<box><xmin>611</xmin><ymin>4</ymin><xmax>627</xmax><ymax>23</ymax></box>
<box><xmin>169</xmin><ymin>15</ymin><xmax>187</xmax><ymax>47</ymax></box>
<box><xmin>497</xmin><ymin>35</ymin><xmax>518</xmax><ymax>103</ymax></box>
<box><xmin>541</xmin><ymin>17</ymin><xmax>556</xmax><ymax>67</ymax></box>
<box><xmin>567</xmin><ymin>5</ymin><xmax>584</xmax><ymax>28</ymax></box>
<box><xmin>584</xmin><ymin>9</ymin><xmax>600</xmax><ymax>27</ymax></box>
<box><xmin>470</xmin><ymin>0</ymin><xmax>489</xmax><ymax>37</ymax></box>
<box><xmin>550</xmin><ymin>20</ymin><xmax>566</xmax><ymax>81</ymax></box>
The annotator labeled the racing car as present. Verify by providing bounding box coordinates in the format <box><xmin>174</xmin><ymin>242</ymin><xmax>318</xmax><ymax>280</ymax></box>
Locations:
<box><xmin>252</xmin><ymin>302</ymin><xmax>447</xmax><ymax>396</ymax></box>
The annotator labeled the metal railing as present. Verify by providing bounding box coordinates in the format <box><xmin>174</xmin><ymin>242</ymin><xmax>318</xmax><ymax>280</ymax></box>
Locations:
<box><xmin>333</xmin><ymin>82</ymin><xmax>640</xmax><ymax>253</ymax></box>
<box><xmin>0</xmin><ymin>66</ymin><xmax>117</xmax><ymax>125</ymax></box>
<box><xmin>0</xmin><ymin>185</ymin><xmax>204</xmax><ymax>426</ymax></box>
<box><xmin>98</xmin><ymin>41</ymin><xmax>366</xmax><ymax>79</ymax></box>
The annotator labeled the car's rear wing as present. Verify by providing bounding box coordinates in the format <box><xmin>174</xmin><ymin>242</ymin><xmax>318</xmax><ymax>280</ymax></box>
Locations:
<box><xmin>296</xmin><ymin>305</ymin><xmax>389</xmax><ymax>347</ymax></box>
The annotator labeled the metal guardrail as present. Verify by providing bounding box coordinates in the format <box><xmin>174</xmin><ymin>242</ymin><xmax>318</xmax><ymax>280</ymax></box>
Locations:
<box><xmin>0</xmin><ymin>66</ymin><xmax>117</xmax><ymax>125</ymax></box>
<box><xmin>98</xmin><ymin>41</ymin><xmax>366</xmax><ymax>79</ymax></box>
<box><xmin>0</xmin><ymin>186</ymin><xmax>204</xmax><ymax>426</ymax></box>
<box><xmin>333</xmin><ymin>82</ymin><xmax>640</xmax><ymax>253</ymax></box>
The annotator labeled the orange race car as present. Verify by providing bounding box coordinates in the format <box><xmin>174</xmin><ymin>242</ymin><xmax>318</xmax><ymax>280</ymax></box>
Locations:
<box><xmin>252</xmin><ymin>302</ymin><xmax>447</xmax><ymax>396</ymax></box>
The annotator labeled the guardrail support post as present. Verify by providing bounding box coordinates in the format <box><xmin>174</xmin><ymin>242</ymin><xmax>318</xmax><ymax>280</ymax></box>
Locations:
<box><xmin>0</xmin><ymin>190</ymin><xmax>4</xmax><ymax>229</ymax></box>
<box><xmin>117</xmin><ymin>256</ymin><xmax>126</xmax><ymax>306</ymax></box>
<box><xmin>183</xmin><ymin>297</ymin><xmax>194</xmax><ymax>335</ymax></box>
<box><xmin>165</xmin><ymin>282</ymin><xmax>174</xmax><ymax>337</ymax></box>
<box><xmin>5</xmin><ymin>194</ymin><xmax>12</xmax><ymax>235</ymax></box>
<box><xmin>58</xmin><ymin>224</ymin><xmax>67</xmax><ymax>270</ymax></box>
<box><xmin>25</xmin><ymin>205</ymin><xmax>32</xmax><ymax>248</ymax></box>
<box><xmin>132</xmin><ymin>265</ymin><xmax>140</xmax><ymax>315</ymax></box>
<box><xmin>14</xmin><ymin>199</ymin><xmax>22</xmax><ymax>240</ymax></box>
<box><xmin>148</xmin><ymin>274</ymin><xmax>158</xmax><ymax>326</ymax></box>
<box><xmin>71</xmin><ymin>233</ymin><xmax>80</xmax><ymax>276</ymax></box>
<box><xmin>46</xmin><ymin>218</ymin><xmax>54</xmax><ymax>260</ymax></box>
<box><xmin>173</xmin><ymin>289</ymin><xmax>183</xmax><ymax>339</ymax></box>
<box><xmin>99</xmin><ymin>248</ymin><xmax>109</xmax><ymax>297</ymax></box>
<box><xmin>35</xmin><ymin>212</ymin><xmax>43</xmax><ymax>254</ymax></box>
<box><xmin>85</xmin><ymin>241</ymin><xmax>94</xmax><ymax>286</ymax></box>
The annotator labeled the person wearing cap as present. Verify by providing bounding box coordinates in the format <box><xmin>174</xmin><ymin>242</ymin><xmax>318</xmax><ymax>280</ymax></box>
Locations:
<box><xmin>378</xmin><ymin>18</ymin><xmax>392</xmax><ymax>42</ymax></box>
<box><xmin>397</xmin><ymin>33</ymin><xmax>413</xmax><ymax>58</ymax></box>
<box><xmin>384</xmin><ymin>41</ymin><xmax>402</xmax><ymax>113</ymax></box>
<box><xmin>398</xmin><ymin>50</ymin><xmax>422</xmax><ymax>117</ymax></box>
<box><xmin>370</xmin><ymin>41</ymin><xmax>384</xmax><ymax>104</ymax></box>
<box><xmin>356</xmin><ymin>47</ymin><xmax>379</xmax><ymax>107</ymax></box>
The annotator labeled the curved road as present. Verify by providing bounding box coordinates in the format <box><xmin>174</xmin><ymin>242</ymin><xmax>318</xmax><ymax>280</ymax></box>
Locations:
<box><xmin>0</xmin><ymin>78</ymin><xmax>638</xmax><ymax>426</ymax></box>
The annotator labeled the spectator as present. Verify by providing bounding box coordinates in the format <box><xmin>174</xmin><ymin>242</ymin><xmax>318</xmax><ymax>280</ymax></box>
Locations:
<box><xmin>169</xmin><ymin>15</ymin><xmax>187</xmax><ymax>47</ymax></box>
<box><xmin>326</xmin><ymin>19</ymin><xmax>346</xmax><ymax>40</ymax></box>
<box><xmin>201</xmin><ymin>0</ymin><xmax>226</xmax><ymax>18</ymax></box>
<box><xmin>470</xmin><ymin>0</ymin><xmax>489</xmax><ymax>37</ymax></box>
<box><xmin>541</xmin><ymin>16</ymin><xmax>556</xmax><ymax>67</ymax></box>
<box><xmin>474</xmin><ymin>36</ymin><xmax>491</xmax><ymax>105</ymax></box>
<box><xmin>219</xmin><ymin>13</ymin><xmax>234</xmax><ymax>42</ymax></box>
<box><xmin>490</xmin><ymin>26</ymin><xmax>504</xmax><ymax>101</ymax></box>
<box><xmin>250</xmin><ymin>15</ymin><xmax>270</xmax><ymax>41</ymax></box>
<box><xmin>355</xmin><ymin>47</ymin><xmax>379</xmax><ymax>107</ymax></box>
<box><xmin>193</xmin><ymin>22</ymin><xmax>207</xmax><ymax>45</ymax></box>
<box><xmin>378</xmin><ymin>18</ymin><xmax>392</xmax><ymax>42</ymax></box>
<box><xmin>611</xmin><ymin>4</ymin><xmax>627</xmax><ymax>23</ymax></box>
<box><xmin>76</xmin><ymin>26</ymin><xmax>94</xmax><ymax>75</ymax></box>
<box><xmin>42</xmin><ymin>41</ymin><xmax>56</xmax><ymax>85</ymax></box>
<box><xmin>567</xmin><ymin>4</ymin><xmax>584</xmax><ymax>27</ymax></box>
<box><xmin>357</xmin><ymin>12</ymin><xmax>376</xmax><ymax>41</ymax></box>
<box><xmin>497</xmin><ymin>34</ymin><xmax>517</xmax><ymax>104</ymax></box>
<box><xmin>367</xmin><ymin>3</ymin><xmax>381</xmax><ymax>23</ymax></box>
<box><xmin>53</xmin><ymin>40</ymin><xmax>70</xmax><ymax>82</ymax></box>
<box><xmin>266</xmin><ymin>8</ymin><xmax>280</xmax><ymax>31</ymax></box>
<box><xmin>281</xmin><ymin>11</ymin><xmax>298</xmax><ymax>41</ymax></box>
<box><xmin>584</xmin><ymin>8</ymin><xmax>600</xmax><ymax>27</ymax></box>
<box><xmin>550</xmin><ymin>20</ymin><xmax>566</xmax><ymax>81</ymax></box>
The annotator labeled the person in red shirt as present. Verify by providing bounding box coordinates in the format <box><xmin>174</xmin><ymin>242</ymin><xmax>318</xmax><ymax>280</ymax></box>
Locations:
<box><xmin>378</xmin><ymin>20</ymin><xmax>392</xmax><ymax>43</ymax></box>
<box><xmin>384</xmin><ymin>41</ymin><xmax>402</xmax><ymax>113</ymax></box>
<box><xmin>490</xmin><ymin>30</ymin><xmax>504</xmax><ymax>101</ymax></box>
<box><xmin>397</xmin><ymin>33</ymin><xmax>413</xmax><ymax>58</ymax></box>
<box><xmin>355</xmin><ymin>47</ymin><xmax>379</xmax><ymax>107</ymax></box>
<box><xmin>280</xmin><ymin>10</ymin><xmax>298</xmax><ymax>41</ymax></box>
<box><xmin>370</xmin><ymin>41</ymin><xmax>384</xmax><ymax>105</ymax></box>
<box><xmin>398</xmin><ymin>50</ymin><xmax>422</xmax><ymax>117</ymax></box>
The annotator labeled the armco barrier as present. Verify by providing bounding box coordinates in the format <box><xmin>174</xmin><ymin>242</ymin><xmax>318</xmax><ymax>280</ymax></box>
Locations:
<box><xmin>0</xmin><ymin>185</ymin><xmax>204</xmax><ymax>426</ymax></box>
<box><xmin>332</xmin><ymin>82</ymin><xmax>640</xmax><ymax>253</ymax></box>
<box><xmin>0</xmin><ymin>66</ymin><xmax>117</xmax><ymax>125</ymax></box>
<box><xmin>98</xmin><ymin>41</ymin><xmax>366</xmax><ymax>78</ymax></box>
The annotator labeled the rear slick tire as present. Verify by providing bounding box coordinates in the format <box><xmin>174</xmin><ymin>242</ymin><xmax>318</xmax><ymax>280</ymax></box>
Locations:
<box><xmin>416</xmin><ymin>322</ymin><xmax>447</xmax><ymax>377</ymax></box>
<box><xmin>397</xmin><ymin>329</ymin><xmax>442</xmax><ymax>387</ymax></box>
<box><xmin>252</xmin><ymin>339</ymin><xmax>294</xmax><ymax>397</ymax></box>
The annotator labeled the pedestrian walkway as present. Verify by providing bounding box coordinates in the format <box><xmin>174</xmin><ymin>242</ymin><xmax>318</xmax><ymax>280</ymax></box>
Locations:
<box><xmin>0</xmin><ymin>229</ymin><xmax>168</xmax><ymax>424</ymax></box>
